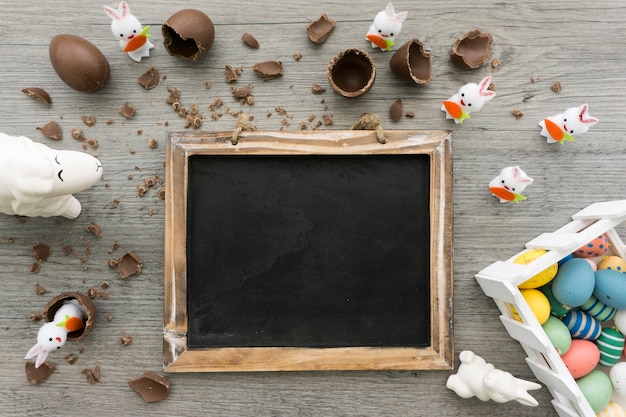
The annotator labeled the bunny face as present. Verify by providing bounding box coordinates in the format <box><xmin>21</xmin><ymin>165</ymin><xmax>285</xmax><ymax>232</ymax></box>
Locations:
<box><xmin>46</xmin><ymin>149</ymin><xmax>103</xmax><ymax>197</ymax></box>
<box><xmin>37</xmin><ymin>322</ymin><xmax>68</xmax><ymax>351</ymax></box>
<box><xmin>104</xmin><ymin>1</ymin><xmax>141</xmax><ymax>42</ymax></box>
<box><xmin>371</xmin><ymin>3</ymin><xmax>407</xmax><ymax>40</ymax></box>
<box><xmin>457</xmin><ymin>76</ymin><xmax>495</xmax><ymax>112</ymax></box>
<box><xmin>560</xmin><ymin>104</ymin><xmax>599</xmax><ymax>136</ymax></box>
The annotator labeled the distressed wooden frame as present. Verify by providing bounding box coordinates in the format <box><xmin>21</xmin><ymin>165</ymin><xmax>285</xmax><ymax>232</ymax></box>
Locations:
<box><xmin>164</xmin><ymin>129</ymin><xmax>453</xmax><ymax>372</ymax></box>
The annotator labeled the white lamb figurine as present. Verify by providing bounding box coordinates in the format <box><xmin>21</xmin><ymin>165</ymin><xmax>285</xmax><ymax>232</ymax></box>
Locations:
<box><xmin>538</xmin><ymin>104</ymin><xmax>599</xmax><ymax>144</ymax></box>
<box><xmin>25</xmin><ymin>300</ymin><xmax>86</xmax><ymax>368</ymax></box>
<box><xmin>366</xmin><ymin>3</ymin><xmax>408</xmax><ymax>51</ymax></box>
<box><xmin>446</xmin><ymin>350</ymin><xmax>541</xmax><ymax>407</ymax></box>
<box><xmin>104</xmin><ymin>1</ymin><xmax>154</xmax><ymax>62</ymax></box>
<box><xmin>441</xmin><ymin>76</ymin><xmax>496</xmax><ymax>124</ymax></box>
<box><xmin>0</xmin><ymin>133</ymin><xmax>102</xmax><ymax>218</ymax></box>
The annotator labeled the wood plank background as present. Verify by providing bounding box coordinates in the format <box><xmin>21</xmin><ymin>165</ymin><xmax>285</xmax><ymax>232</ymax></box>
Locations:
<box><xmin>0</xmin><ymin>0</ymin><xmax>624</xmax><ymax>416</ymax></box>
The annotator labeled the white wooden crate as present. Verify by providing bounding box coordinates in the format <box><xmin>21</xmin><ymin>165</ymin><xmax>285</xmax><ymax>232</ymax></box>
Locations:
<box><xmin>475</xmin><ymin>200</ymin><xmax>626</xmax><ymax>417</ymax></box>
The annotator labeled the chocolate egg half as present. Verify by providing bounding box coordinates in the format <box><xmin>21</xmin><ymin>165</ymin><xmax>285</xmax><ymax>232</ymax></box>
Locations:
<box><xmin>327</xmin><ymin>49</ymin><xmax>376</xmax><ymax>98</ymax></box>
<box><xmin>49</xmin><ymin>34</ymin><xmax>110</xmax><ymax>93</ymax></box>
<box><xmin>450</xmin><ymin>29</ymin><xmax>493</xmax><ymax>70</ymax></box>
<box><xmin>162</xmin><ymin>9</ymin><xmax>215</xmax><ymax>61</ymax></box>
<box><xmin>43</xmin><ymin>292</ymin><xmax>97</xmax><ymax>342</ymax></box>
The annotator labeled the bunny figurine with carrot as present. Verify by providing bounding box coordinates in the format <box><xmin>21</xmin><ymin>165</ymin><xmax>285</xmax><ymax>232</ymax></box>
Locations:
<box><xmin>489</xmin><ymin>166</ymin><xmax>533</xmax><ymax>204</ymax></box>
<box><xmin>366</xmin><ymin>3</ymin><xmax>408</xmax><ymax>51</ymax></box>
<box><xmin>539</xmin><ymin>104</ymin><xmax>598</xmax><ymax>144</ymax></box>
<box><xmin>25</xmin><ymin>300</ymin><xmax>85</xmax><ymax>368</ymax></box>
<box><xmin>441</xmin><ymin>76</ymin><xmax>496</xmax><ymax>124</ymax></box>
<box><xmin>104</xmin><ymin>1</ymin><xmax>154</xmax><ymax>62</ymax></box>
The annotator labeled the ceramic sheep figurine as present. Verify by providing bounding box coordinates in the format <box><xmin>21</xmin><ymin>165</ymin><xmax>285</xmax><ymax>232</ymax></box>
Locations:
<box><xmin>539</xmin><ymin>104</ymin><xmax>599</xmax><ymax>144</ymax></box>
<box><xmin>0</xmin><ymin>133</ymin><xmax>102</xmax><ymax>218</ymax></box>
<box><xmin>489</xmin><ymin>166</ymin><xmax>534</xmax><ymax>204</ymax></box>
<box><xmin>25</xmin><ymin>300</ymin><xmax>85</xmax><ymax>368</ymax></box>
<box><xmin>441</xmin><ymin>76</ymin><xmax>496</xmax><ymax>124</ymax></box>
<box><xmin>104</xmin><ymin>1</ymin><xmax>154</xmax><ymax>62</ymax></box>
<box><xmin>447</xmin><ymin>350</ymin><xmax>542</xmax><ymax>407</ymax></box>
<box><xmin>366</xmin><ymin>3</ymin><xmax>408</xmax><ymax>51</ymax></box>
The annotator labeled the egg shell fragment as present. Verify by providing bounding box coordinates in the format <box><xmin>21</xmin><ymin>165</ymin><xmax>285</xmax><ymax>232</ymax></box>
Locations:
<box><xmin>594</xmin><ymin>269</ymin><xmax>626</xmax><ymax>309</ymax></box>
<box><xmin>49</xmin><ymin>34</ymin><xmax>110</xmax><ymax>93</ymax></box>
<box><xmin>552</xmin><ymin>258</ymin><xmax>595</xmax><ymax>307</ymax></box>
<box><xmin>542</xmin><ymin>316</ymin><xmax>572</xmax><ymax>355</ymax></box>
<box><xmin>562</xmin><ymin>309</ymin><xmax>602</xmax><ymax>340</ymax></box>
<box><xmin>576</xmin><ymin>369</ymin><xmax>612</xmax><ymax>413</ymax></box>
<box><xmin>515</xmin><ymin>249</ymin><xmax>558</xmax><ymax>289</ymax></box>
<box><xmin>561</xmin><ymin>339</ymin><xmax>600</xmax><ymax>378</ymax></box>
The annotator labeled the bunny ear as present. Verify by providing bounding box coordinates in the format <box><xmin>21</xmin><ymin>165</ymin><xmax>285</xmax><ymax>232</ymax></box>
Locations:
<box><xmin>119</xmin><ymin>1</ymin><xmax>129</xmax><ymax>18</ymax></box>
<box><xmin>104</xmin><ymin>5</ymin><xmax>121</xmax><ymax>20</ymax></box>
<box><xmin>25</xmin><ymin>343</ymin><xmax>42</xmax><ymax>360</ymax></box>
<box><xmin>478</xmin><ymin>76</ymin><xmax>496</xmax><ymax>98</ymax></box>
<box><xmin>385</xmin><ymin>2</ymin><xmax>396</xmax><ymax>17</ymax></box>
<box><xmin>579</xmin><ymin>104</ymin><xmax>599</xmax><ymax>125</ymax></box>
<box><xmin>35</xmin><ymin>349</ymin><xmax>49</xmax><ymax>369</ymax></box>
<box><xmin>394</xmin><ymin>11</ymin><xmax>408</xmax><ymax>23</ymax></box>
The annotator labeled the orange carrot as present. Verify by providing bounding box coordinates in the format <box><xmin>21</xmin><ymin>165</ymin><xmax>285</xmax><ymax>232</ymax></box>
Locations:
<box><xmin>443</xmin><ymin>101</ymin><xmax>463</xmax><ymax>119</ymax></box>
<box><xmin>124</xmin><ymin>34</ymin><xmax>147</xmax><ymax>52</ymax></box>
<box><xmin>65</xmin><ymin>316</ymin><xmax>84</xmax><ymax>332</ymax></box>
<box><xmin>366</xmin><ymin>34</ymin><xmax>388</xmax><ymax>50</ymax></box>
<box><xmin>543</xmin><ymin>118</ymin><xmax>564</xmax><ymax>141</ymax></box>
<box><xmin>489</xmin><ymin>186</ymin><xmax>516</xmax><ymax>201</ymax></box>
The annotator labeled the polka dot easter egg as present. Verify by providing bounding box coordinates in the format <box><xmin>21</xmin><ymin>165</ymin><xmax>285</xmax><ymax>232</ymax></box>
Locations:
<box><xmin>574</xmin><ymin>234</ymin><xmax>609</xmax><ymax>258</ymax></box>
<box><xmin>598</xmin><ymin>255</ymin><xmax>626</xmax><ymax>272</ymax></box>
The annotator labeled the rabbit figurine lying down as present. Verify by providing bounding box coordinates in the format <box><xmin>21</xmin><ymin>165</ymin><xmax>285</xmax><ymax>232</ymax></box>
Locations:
<box><xmin>446</xmin><ymin>350</ymin><xmax>542</xmax><ymax>407</ymax></box>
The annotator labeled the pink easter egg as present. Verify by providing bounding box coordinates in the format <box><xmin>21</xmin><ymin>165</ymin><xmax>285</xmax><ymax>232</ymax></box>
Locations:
<box><xmin>560</xmin><ymin>339</ymin><xmax>600</xmax><ymax>379</ymax></box>
<box><xmin>573</xmin><ymin>234</ymin><xmax>609</xmax><ymax>258</ymax></box>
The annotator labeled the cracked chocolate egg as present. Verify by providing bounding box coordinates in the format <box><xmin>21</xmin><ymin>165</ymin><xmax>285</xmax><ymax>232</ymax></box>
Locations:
<box><xmin>43</xmin><ymin>292</ymin><xmax>97</xmax><ymax>342</ymax></box>
<box><xmin>450</xmin><ymin>29</ymin><xmax>493</xmax><ymax>70</ymax></box>
<box><xmin>162</xmin><ymin>9</ymin><xmax>215</xmax><ymax>61</ymax></box>
<box><xmin>49</xmin><ymin>34</ymin><xmax>110</xmax><ymax>93</ymax></box>
<box><xmin>389</xmin><ymin>38</ymin><xmax>431</xmax><ymax>84</ymax></box>
<box><xmin>327</xmin><ymin>49</ymin><xmax>376</xmax><ymax>98</ymax></box>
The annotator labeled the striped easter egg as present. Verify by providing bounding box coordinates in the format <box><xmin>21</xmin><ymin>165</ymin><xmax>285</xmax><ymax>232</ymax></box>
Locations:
<box><xmin>581</xmin><ymin>295</ymin><xmax>617</xmax><ymax>322</ymax></box>
<box><xmin>596</xmin><ymin>327</ymin><xmax>625</xmax><ymax>367</ymax></box>
<box><xmin>596</xmin><ymin>400</ymin><xmax>626</xmax><ymax>417</ymax></box>
<box><xmin>562</xmin><ymin>309</ymin><xmax>602</xmax><ymax>340</ymax></box>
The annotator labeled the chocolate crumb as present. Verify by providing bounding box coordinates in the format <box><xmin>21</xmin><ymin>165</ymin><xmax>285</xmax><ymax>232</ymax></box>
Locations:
<box><xmin>71</xmin><ymin>128</ymin><xmax>87</xmax><ymax>142</ymax></box>
<box><xmin>225</xmin><ymin>64</ymin><xmax>239</xmax><ymax>83</ymax></box>
<box><xmin>25</xmin><ymin>361</ymin><xmax>54</xmax><ymax>384</ymax></box>
<box><xmin>100</xmin><ymin>281</ymin><xmax>110</xmax><ymax>289</ymax></box>
<box><xmin>551</xmin><ymin>81</ymin><xmax>562</xmax><ymax>92</ymax></box>
<box><xmin>166</xmin><ymin>87</ymin><xmax>180</xmax><ymax>104</ymax></box>
<box><xmin>157</xmin><ymin>188</ymin><xmax>166</xmax><ymax>200</ymax></box>
<box><xmin>293</xmin><ymin>51</ymin><xmax>302</xmax><ymax>61</ymax></box>
<box><xmin>29</xmin><ymin>312</ymin><xmax>44</xmax><ymax>322</ymax></box>
<box><xmin>81</xmin><ymin>366</ymin><xmax>100</xmax><ymax>384</ymax></box>
<box><xmin>65</xmin><ymin>353</ymin><xmax>78</xmax><ymax>364</ymax></box>
<box><xmin>120</xmin><ymin>101</ymin><xmax>136</xmax><ymax>118</ymax></box>
<box><xmin>491</xmin><ymin>58</ymin><xmax>501</xmax><ymax>69</ymax></box>
<box><xmin>322</xmin><ymin>115</ymin><xmax>333</xmax><ymax>126</ymax></box>
<box><xmin>87</xmin><ymin>287</ymin><xmax>98</xmax><ymax>299</ymax></box>
<box><xmin>35</xmin><ymin>283</ymin><xmax>47</xmax><ymax>295</ymax></box>
<box><xmin>488</xmin><ymin>82</ymin><xmax>495</xmax><ymax>92</ymax></box>
<box><xmin>82</xmin><ymin>115</ymin><xmax>96</xmax><ymax>127</ymax></box>
<box><xmin>85</xmin><ymin>223</ymin><xmax>103</xmax><ymax>238</ymax></box>
<box><xmin>33</xmin><ymin>243</ymin><xmax>51</xmax><ymax>262</ymax></box>
<box><xmin>147</xmin><ymin>138</ymin><xmax>158</xmax><ymax>148</ymax></box>
<box><xmin>38</xmin><ymin>121</ymin><xmax>62</xmax><ymax>140</ymax></box>
<box><xmin>137</xmin><ymin>185</ymin><xmax>148</xmax><ymax>196</ymax></box>
<box><xmin>137</xmin><ymin>67</ymin><xmax>159</xmax><ymax>90</ymax></box>
<box><xmin>405</xmin><ymin>112</ymin><xmax>415</xmax><ymax>118</ymax></box>
<box><xmin>107</xmin><ymin>315</ymin><xmax>113</xmax><ymax>321</ymax></box>
<box><xmin>530</xmin><ymin>76</ymin><xmax>539</xmax><ymax>83</ymax></box>
<box><xmin>311</xmin><ymin>83</ymin><xmax>326</xmax><ymax>94</ymax></box>
<box><xmin>121</xmin><ymin>334</ymin><xmax>133</xmax><ymax>346</ymax></box>
<box><xmin>241</xmin><ymin>32</ymin><xmax>260</xmax><ymax>48</ymax></box>
<box><xmin>22</xmin><ymin>87</ymin><xmax>52</xmax><ymax>106</ymax></box>
<box><xmin>389</xmin><ymin>99</ymin><xmax>403</xmax><ymax>122</ymax></box>
<box><xmin>511</xmin><ymin>109</ymin><xmax>524</xmax><ymax>119</ymax></box>
<box><xmin>29</xmin><ymin>263</ymin><xmax>41</xmax><ymax>273</ymax></box>
<box><xmin>117</xmin><ymin>251</ymin><xmax>143</xmax><ymax>278</ymax></box>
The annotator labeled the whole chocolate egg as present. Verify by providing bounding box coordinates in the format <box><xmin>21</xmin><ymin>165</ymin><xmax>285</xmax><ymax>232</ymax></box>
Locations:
<box><xmin>49</xmin><ymin>34</ymin><xmax>110</xmax><ymax>93</ymax></box>
<box><xmin>162</xmin><ymin>9</ymin><xmax>215</xmax><ymax>61</ymax></box>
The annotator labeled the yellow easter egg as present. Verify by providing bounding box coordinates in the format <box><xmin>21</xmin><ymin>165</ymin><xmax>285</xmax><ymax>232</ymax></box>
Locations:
<box><xmin>516</xmin><ymin>249</ymin><xmax>558</xmax><ymax>289</ymax></box>
<box><xmin>512</xmin><ymin>289</ymin><xmax>551</xmax><ymax>324</ymax></box>
<box><xmin>598</xmin><ymin>255</ymin><xmax>626</xmax><ymax>273</ymax></box>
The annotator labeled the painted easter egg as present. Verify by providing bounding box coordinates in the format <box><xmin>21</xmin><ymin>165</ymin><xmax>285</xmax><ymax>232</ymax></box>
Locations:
<box><xmin>598</xmin><ymin>255</ymin><xmax>626</xmax><ymax>272</ymax></box>
<box><xmin>514</xmin><ymin>289</ymin><xmax>550</xmax><ymax>324</ymax></box>
<box><xmin>515</xmin><ymin>249</ymin><xmax>558</xmax><ymax>289</ymax></box>
<box><xmin>542</xmin><ymin>316</ymin><xmax>572</xmax><ymax>355</ymax></box>
<box><xmin>596</xmin><ymin>327</ymin><xmax>625</xmax><ymax>367</ymax></box>
<box><xmin>574</xmin><ymin>234</ymin><xmax>609</xmax><ymax>258</ymax></box>
<box><xmin>558</xmin><ymin>253</ymin><xmax>574</xmax><ymax>267</ymax></box>
<box><xmin>561</xmin><ymin>339</ymin><xmax>600</xmax><ymax>378</ymax></box>
<box><xmin>595</xmin><ymin>269</ymin><xmax>626</xmax><ymax>309</ymax></box>
<box><xmin>576</xmin><ymin>370</ymin><xmax>612</xmax><ymax>413</ymax></box>
<box><xmin>581</xmin><ymin>295</ymin><xmax>617</xmax><ymax>321</ymax></box>
<box><xmin>615</xmin><ymin>310</ymin><xmax>626</xmax><ymax>334</ymax></box>
<box><xmin>562</xmin><ymin>309</ymin><xmax>602</xmax><ymax>340</ymax></box>
<box><xmin>539</xmin><ymin>283</ymin><xmax>571</xmax><ymax>318</ymax></box>
<box><xmin>609</xmin><ymin>362</ymin><xmax>626</xmax><ymax>399</ymax></box>
<box><xmin>597</xmin><ymin>401</ymin><xmax>626</xmax><ymax>417</ymax></box>
<box><xmin>552</xmin><ymin>258</ymin><xmax>595</xmax><ymax>307</ymax></box>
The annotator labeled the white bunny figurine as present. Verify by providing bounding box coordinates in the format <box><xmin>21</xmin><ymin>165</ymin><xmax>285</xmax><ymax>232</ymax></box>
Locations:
<box><xmin>538</xmin><ymin>104</ymin><xmax>599</xmax><ymax>144</ymax></box>
<box><xmin>0</xmin><ymin>133</ymin><xmax>103</xmax><ymax>218</ymax></box>
<box><xmin>441</xmin><ymin>76</ymin><xmax>496</xmax><ymax>124</ymax></box>
<box><xmin>366</xmin><ymin>3</ymin><xmax>408</xmax><ymax>51</ymax></box>
<box><xmin>25</xmin><ymin>300</ymin><xmax>85</xmax><ymax>368</ymax></box>
<box><xmin>104</xmin><ymin>1</ymin><xmax>154</xmax><ymax>62</ymax></box>
<box><xmin>489</xmin><ymin>166</ymin><xmax>534</xmax><ymax>204</ymax></box>
<box><xmin>447</xmin><ymin>351</ymin><xmax>541</xmax><ymax>407</ymax></box>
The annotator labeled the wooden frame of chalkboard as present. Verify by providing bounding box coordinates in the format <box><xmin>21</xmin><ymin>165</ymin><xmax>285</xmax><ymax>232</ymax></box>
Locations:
<box><xmin>164</xmin><ymin>129</ymin><xmax>453</xmax><ymax>372</ymax></box>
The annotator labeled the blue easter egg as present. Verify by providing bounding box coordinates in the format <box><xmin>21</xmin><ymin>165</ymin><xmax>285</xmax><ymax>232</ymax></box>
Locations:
<box><xmin>551</xmin><ymin>258</ymin><xmax>595</xmax><ymax>307</ymax></box>
<box><xmin>562</xmin><ymin>309</ymin><xmax>602</xmax><ymax>340</ymax></box>
<box><xmin>558</xmin><ymin>253</ymin><xmax>574</xmax><ymax>267</ymax></box>
<box><xmin>594</xmin><ymin>269</ymin><xmax>626</xmax><ymax>309</ymax></box>
<box><xmin>581</xmin><ymin>295</ymin><xmax>617</xmax><ymax>321</ymax></box>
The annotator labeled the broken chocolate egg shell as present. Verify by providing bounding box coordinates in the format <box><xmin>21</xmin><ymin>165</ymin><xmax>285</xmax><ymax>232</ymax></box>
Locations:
<box><xmin>389</xmin><ymin>38</ymin><xmax>431</xmax><ymax>84</ymax></box>
<box><xmin>450</xmin><ymin>29</ymin><xmax>493</xmax><ymax>70</ymax></box>
<box><xmin>128</xmin><ymin>372</ymin><xmax>170</xmax><ymax>403</ymax></box>
<box><xmin>307</xmin><ymin>13</ymin><xmax>336</xmax><ymax>44</ymax></box>
<box><xmin>49</xmin><ymin>34</ymin><xmax>110</xmax><ymax>93</ymax></box>
<box><xmin>327</xmin><ymin>49</ymin><xmax>376</xmax><ymax>98</ymax></box>
<box><xmin>252</xmin><ymin>61</ymin><xmax>283</xmax><ymax>81</ymax></box>
<box><xmin>25</xmin><ymin>361</ymin><xmax>54</xmax><ymax>384</ymax></box>
<box><xmin>162</xmin><ymin>9</ymin><xmax>215</xmax><ymax>62</ymax></box>
<box><xmin>43</xmin><ymin>292</ymin><xmax>96</xmax><ymax>342</ymax></box>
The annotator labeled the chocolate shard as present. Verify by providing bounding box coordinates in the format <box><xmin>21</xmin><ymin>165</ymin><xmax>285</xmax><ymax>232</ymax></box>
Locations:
<box><xmin>25</xmin><ymin>361</ymin><xmax>54</xmax><ymax>384</ymax></box>
<box><xmin>252</xmin><ymin>61</ymin><xmax>283</xmax><ymax>81</ymax></box>
<box><xmin>306</xmin><ymin>13</ymin><xmax>336</xmax><ymax>44</ymax></box>
<box><xmin>389</xmin><ymin>99</ymin><xmax>403</xmax><ymax>121</ymax></box>
<box><xmin>38</xmin><ymin>121</ymin><xmax>62</xmax><ymax>140</ymax></box>
<box><xmin>22</xmin><ymin>87</ymin><xmax>52</xmax><ymax>105</ymax></box>
<box><xmin>137</xmin><ymin>67</ymin><xmax>159</xmax><ymax>89</ymax></box>
<box><xmin>117</xmin><ymin>251</ymin><xmax>143</xmax><ymax>278</ymax></box>
<box><xmin>32</xmin><ymin>243</ymin><xmax>51</xmax><ymax>262</ymax></box>
<box><xmin>128</xmin><ymin>372</ymin><xmax>171</xmax><ymax>403</ymax></box>
<box><xmin>241</xmin><ymin>32</ymin><xmax>259</xmax><ymax>49</ymax></box>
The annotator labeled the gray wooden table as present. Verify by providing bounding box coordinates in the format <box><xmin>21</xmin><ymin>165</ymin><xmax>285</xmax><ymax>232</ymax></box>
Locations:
<box><xmin>1</xmin><ymin>1</ymin><xmax>624</xmax><ymax>416</ymax></box>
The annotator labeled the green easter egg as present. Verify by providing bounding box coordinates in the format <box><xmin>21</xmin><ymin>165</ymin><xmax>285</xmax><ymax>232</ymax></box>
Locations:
<box><xmin>576</xmin><ymin>370</ymin><xmax>612</xmax><ymax>413</ymax></box>
<box><xmin>596</xmin><ymin>327</ymin><xmax>625</xmax><ymax>367</ymax></box>
<box><xmin>539</xmin><ymin>283</ymin><xmax>571</xmax><ymax>318</ymax></box>
<box><xmin>542</xmin><ymin>316</ymin><xmax>572</xmax><ymax>355</ymax></box>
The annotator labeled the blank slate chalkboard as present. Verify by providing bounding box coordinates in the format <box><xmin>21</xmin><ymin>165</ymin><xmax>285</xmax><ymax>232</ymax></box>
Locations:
<box><xmin>164</xmin><ymin>130</ymin><xmax>453</xmax><ymax>372</ymax></box>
